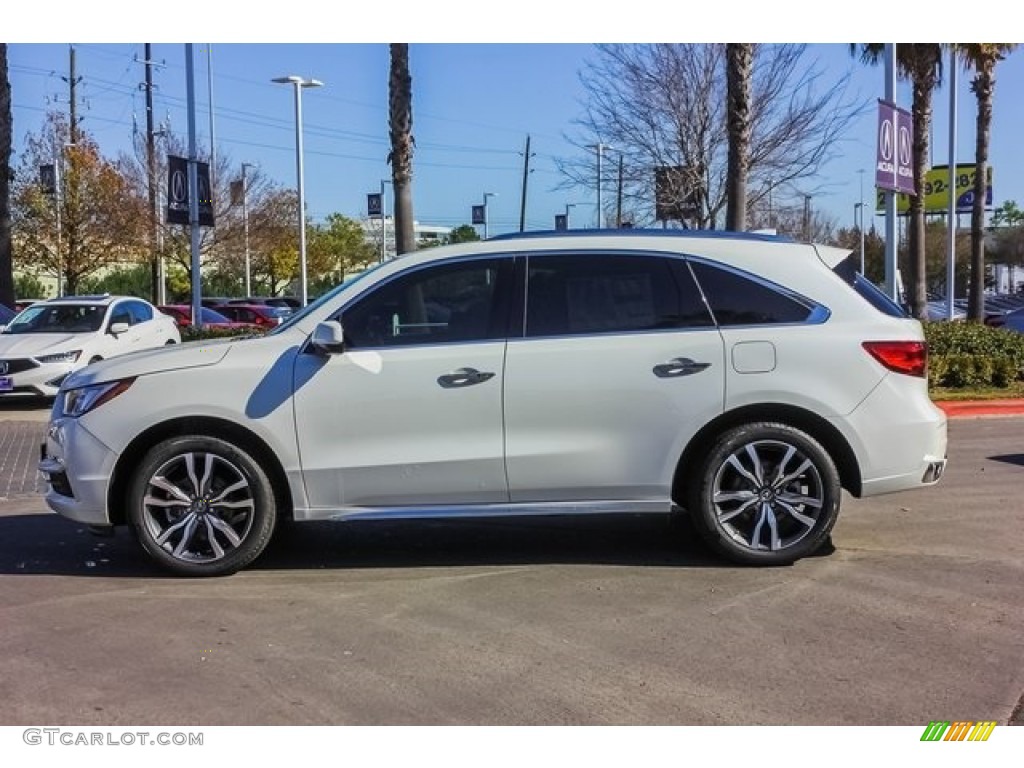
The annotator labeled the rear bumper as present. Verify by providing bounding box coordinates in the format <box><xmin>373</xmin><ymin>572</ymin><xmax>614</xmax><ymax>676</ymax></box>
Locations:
<box><xmin>832</xmin><ymin>374</ymin><xmax>948</xmax><ymax>498</ymax></box>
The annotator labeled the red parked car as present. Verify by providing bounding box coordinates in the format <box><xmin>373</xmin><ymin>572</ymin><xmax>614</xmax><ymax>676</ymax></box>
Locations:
<box><xmin>211</xmin><ymin>303</ymin><xmax>291</xmax><ymax>328</ymax></box>
<box><xmin>158</xmin><ymin>305</ymin><xmax>259</xmax><ymax>331</ymax></box>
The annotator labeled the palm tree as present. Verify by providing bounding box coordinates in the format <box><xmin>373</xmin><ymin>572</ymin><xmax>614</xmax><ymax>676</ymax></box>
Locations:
<box><xmin>957</xmin><ymin>44</ymin><xmax>1017</xmax><ymax>323</ymax></box>
<box><xmin>856</xmin><ymin>44</ymin><xmax>943</xmax><ymax>321</ymax></box>
<box><xmin>388</xmin><ymin>44</ymin><xmax>416</xmax><ymax>256</ymax></box>
<box><xmin>0</xmin><ymin>44</ymin><xmax>15</xmax><ymax>309</ymax></box>
<box><xmin>726</xmin><ymin>43</ymin><xmax>753</xmax><ymax>232</ymax></box>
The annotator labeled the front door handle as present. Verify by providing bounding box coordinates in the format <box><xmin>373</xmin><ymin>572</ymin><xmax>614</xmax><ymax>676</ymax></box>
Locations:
<box><xmin>437</xmin><ymin>367</ymin><xmax>496</xmax><ymax>388</ymax></box>
<box><xmin>653</xmin><ymin>357</ymin><xmax>711</xmax><ymax>378</ymax></box>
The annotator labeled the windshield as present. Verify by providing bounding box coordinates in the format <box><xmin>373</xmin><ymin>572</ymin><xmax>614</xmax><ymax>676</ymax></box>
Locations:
<box><xmin>3</xmin><ymin>303</ymin><xmax>107</xmax><ymax>334</ymax></box>
<box><xmin>268</xmin><ymin>263</ymin><xmax>388</xmax><ymax>335</ymax></box>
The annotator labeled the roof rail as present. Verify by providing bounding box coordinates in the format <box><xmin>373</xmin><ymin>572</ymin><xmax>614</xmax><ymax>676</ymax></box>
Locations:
<box><xmin>487</xmin><ymin>228</ymin><xmax>795</xmax><ymax>244</ymax></box>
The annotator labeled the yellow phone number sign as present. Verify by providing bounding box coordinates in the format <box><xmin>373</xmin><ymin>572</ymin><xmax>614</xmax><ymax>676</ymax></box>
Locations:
<box><xmin>875</xmin><ymin>164</ymin><xmax>993</xmax><ymax>213</ymax></box>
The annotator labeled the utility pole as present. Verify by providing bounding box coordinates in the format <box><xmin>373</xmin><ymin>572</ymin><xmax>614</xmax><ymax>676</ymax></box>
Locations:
<box><xmin>518</xmin><ymin>134</ymin><xmax>532</xmax><ymax>232</ymax></box>
<box><xmin>66</xmin><ymin>45</ymin><xmax>81</xmax><ymax>144</ymax></box>
<box><xmin>616</xmin><ymin>152</ymin><xmax>624</xmax><ymax>228</ymax></box>
<box><xmin>185</xmin><ymin>44</ymin><xmax>202</xmax><ymax>329</ymax></box>
<box><xmin>142</xmin><ymin>44</ymin><xmax>159</xmax><ymax>304</ymax></box>
<box><xmin>803</xmin><ymin>195</ymin><xmax>811</xmax><ymax>241</ymax></box>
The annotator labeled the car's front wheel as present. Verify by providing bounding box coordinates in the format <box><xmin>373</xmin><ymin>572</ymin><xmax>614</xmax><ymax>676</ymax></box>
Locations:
<box><xmin>687</xmin><ymin>422</ymin><xmax>841</xmax><ymax>566</ymax></box>
<box><xmin>128</xmin><ymin>436</ymin><xmax>277</xmax><ymax>576</ymax></box>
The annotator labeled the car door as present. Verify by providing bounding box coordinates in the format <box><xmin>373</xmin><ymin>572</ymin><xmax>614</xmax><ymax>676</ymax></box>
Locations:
<box><xmin>125</xmin><ymin>300</ymin><xmax>162</xmax><ymax>348</ymax></box>
<box><xmin>503</xmin><ymin>252</ymin><xmax>726</xmax><ymax>503</ymax></box>
<box><xmin>292</xmin><ymin>256</ymin><xmax>514</xmax><ymax>510</ymax></box>
<box><xmin>98</xmin><ymin>301</ymin><xmax>136</xmax><ymax>359</ymax></box>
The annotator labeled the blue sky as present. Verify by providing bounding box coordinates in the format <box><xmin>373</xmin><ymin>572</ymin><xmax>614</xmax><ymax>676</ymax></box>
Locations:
<box><xmin>7</xmin><ymin>9</ymin><xmax>1023</xmax><ymax>237</ymax></box>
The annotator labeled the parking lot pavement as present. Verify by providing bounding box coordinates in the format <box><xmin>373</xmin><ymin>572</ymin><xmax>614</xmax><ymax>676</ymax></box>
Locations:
<box><xmin>0</xmin><ymin>415</ymin><xmax>1021</xmax><ymax>726</ymax></box>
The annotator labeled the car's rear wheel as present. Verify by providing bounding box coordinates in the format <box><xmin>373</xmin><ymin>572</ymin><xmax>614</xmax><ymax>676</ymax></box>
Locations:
<box><xmin>687</xmin><ymin>422</ymin><xmax>840</xmax><ymax>566</ymax></box>
<box><xmin>128</xmin><ymin>436</ymin><xmax>276</xmax><ymax>576</ymax></box>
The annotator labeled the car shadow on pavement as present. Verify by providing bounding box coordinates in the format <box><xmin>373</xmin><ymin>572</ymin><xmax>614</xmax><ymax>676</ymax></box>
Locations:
<box><xmin>0</xmin><ymin>511</ymin><xmax>778</xmax><ymax>576</ymax></box>
<box><xmin>987</xmin><ymin>453</ymin><xmax>1024</xmax><ymax>467</ymax></box>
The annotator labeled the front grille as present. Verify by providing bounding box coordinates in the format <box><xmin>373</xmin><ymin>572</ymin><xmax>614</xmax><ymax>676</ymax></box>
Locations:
<box><xmin>0</xmin><ymin>359</ymin><xmax>40</xmax><ymax>375</ymax></box>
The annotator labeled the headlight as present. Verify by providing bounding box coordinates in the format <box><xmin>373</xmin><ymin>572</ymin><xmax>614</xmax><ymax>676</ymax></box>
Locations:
<box><xmin>59</xmin><ymin>378</ymin><xmax>135</xmax><ymax>418</ymax></box>
<box><xmin>36</xmin><ymin>350</ymin><xmax>82</xmax><ymax>364</ymax></box>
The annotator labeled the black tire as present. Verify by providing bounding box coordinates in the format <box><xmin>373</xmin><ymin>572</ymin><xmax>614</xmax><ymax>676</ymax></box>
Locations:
<box><xmin>128</xmin><ymin>435</ymin><xmax>277</xmax><ymax>576</ymax></box>
<box><xmin>165</xmin><ymin>339</ymin><xmax>176</xmax><ymax>345</ymax></box>
<box><xmin>88</xmin><ymin>356</ymin><xmax>102</xmax><ymax>364</ymax></box>
<box><xmin>687</xmin><ymin>422</ymin><xmax>841</xmax><ymax>566</ymax></box>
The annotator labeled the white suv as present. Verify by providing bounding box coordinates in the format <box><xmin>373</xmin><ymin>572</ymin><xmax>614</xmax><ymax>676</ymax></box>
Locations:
<box><xmin>39</xmin><ymin>231</ymin><xmax>947</xmax><ymax>575</ymax></box>
<box><xmin>0</xmin><ymin>295</ymin><xmax>180</xmax><ymax>397</ymax></box>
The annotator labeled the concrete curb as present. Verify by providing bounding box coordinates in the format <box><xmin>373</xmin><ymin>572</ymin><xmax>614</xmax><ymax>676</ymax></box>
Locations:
<box><xmin>933</xmin><ymin>399</ymin><xmax>1024</xmax><ymax>418</ymax></box>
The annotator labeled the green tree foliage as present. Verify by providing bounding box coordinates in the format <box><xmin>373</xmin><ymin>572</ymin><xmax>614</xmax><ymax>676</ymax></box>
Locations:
<box><xmin>308</xmin><ymin>213</ymin><xmax>378</xmax><ymax>285</ymax></box>
<box><xmin>14</xmin><ymin>272</ymin><xmax>48</xmax><ymax>300</ymax></box>
<box><xmin>447</xmin><ymin>224</ymin><xmax>481</xmax><ymax>244</ymax></box>
<box><xmin>12</xmin><ymin>113</ymin><xmax>146</xmax><ymax>294</ymax></box>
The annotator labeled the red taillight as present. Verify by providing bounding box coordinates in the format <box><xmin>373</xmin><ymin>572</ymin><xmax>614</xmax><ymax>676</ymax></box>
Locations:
<box><xmin>862</xmin><ymin>341</ymin><xmax>927</xmax><ymax>377</ymax></box>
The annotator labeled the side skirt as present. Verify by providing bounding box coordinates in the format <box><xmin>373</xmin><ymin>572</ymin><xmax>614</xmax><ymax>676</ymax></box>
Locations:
<box><xmin>291</xmin><ymin>499</ymin><xmax>674</xmax><ymax>523</ymax></box>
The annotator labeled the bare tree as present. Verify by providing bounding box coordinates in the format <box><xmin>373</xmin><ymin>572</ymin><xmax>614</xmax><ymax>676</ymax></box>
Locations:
<box><xmin>0</xmin><ymin>44</ymin><xmax>14</xmax><ymax>308</ymax></box>
<box><xmin>388</xmin><ymin>44</ymin><xmax>416</xmax><ymax>255</ymax></box>
<box><xmin>559</xmin><ymin>44</ymin><xmax>862</xmax><ymax>230</ymax></box>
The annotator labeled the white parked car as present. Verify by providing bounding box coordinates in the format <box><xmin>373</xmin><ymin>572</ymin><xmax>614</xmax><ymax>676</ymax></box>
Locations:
<box><xmin>39</xmin><ymin>231</ymin><xmax>948</xmax><ymax>575</ymax></box>
<box><xmin>0</xmin><ymin>295</ymin><xmax>180</xmax><ymax>397</ymax></box>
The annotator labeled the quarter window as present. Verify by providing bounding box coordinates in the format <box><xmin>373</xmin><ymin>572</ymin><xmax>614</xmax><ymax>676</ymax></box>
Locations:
<box><xmin>342</xmin><ymin>259</ymin><xmax>508</xmax><ymax>349</ymax></box>
<box><xmin>688</xmin><ymin>261</ymin><xmax>813</xmax><ymax>326</ymax></box>
<box><xmin>525</xmin><ymin>254</ymin><xmax>712</xmax><ymax>338</ymax></box>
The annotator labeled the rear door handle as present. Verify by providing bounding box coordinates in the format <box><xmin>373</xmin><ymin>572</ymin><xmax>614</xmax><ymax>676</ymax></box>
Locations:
<box><xmin>437</xmin><ymin>367</ymin><xmax>496</xmax><ymax>388</ymax></box>
<box><xmin>653</xmin><ymin>357</ymin><xmax>711</xmax><ymax>378</ymax></box>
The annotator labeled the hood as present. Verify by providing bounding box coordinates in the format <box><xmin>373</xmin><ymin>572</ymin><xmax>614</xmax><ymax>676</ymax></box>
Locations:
<box><xmin>0</xmin><ymin>332</ymin><xmax>84</xmax><ymax>357</ymax></box>
<box><xmin>62</xmin><ymin>337</ymin><xmax>237</xmax><ymax>390</ymax></box>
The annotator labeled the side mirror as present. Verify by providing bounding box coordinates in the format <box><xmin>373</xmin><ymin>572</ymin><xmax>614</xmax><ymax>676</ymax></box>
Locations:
<box><xmin>109</xmin><ymin>322</ymin><xmax>130</xmax><ymax>335</ymax></box>
<box><xmin>311</xmin><ymin>320</ymin><xmax>346</xmax><ymax>355</ymax></box>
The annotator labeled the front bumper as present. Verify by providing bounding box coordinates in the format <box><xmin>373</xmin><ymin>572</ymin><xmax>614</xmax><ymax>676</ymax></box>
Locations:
<box><xmin>0</xmin><ymin>361</ymin><xmax>76</xmax><ymax>397</ymax></box>
<box><xmin>39</xmin><ymin>417</ymin><xmax>119</xmax><ymax>526</ymax></box>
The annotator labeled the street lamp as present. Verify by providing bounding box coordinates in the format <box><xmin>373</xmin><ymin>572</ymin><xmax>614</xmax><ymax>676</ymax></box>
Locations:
<box><xmin>241</xmin><ymin>162</ymin><xmax>257</xmax><ymax>297</ymax></box>
<box><xmin>854</xmin><ymin>203</ymin><xmax>865</xmax><ymax>274</ymax></box>
<box><xmin>272</xmin><ymin>75</ymin><xmax>323</xmax><ymax>307</ymax></box>
<box><xmin>483</xmin><ymin>192</ymin><xmax>497</xmax><ymax>239</ymax></box>
<box><xmin>565</xmin><ymin>203</ymin><xmax>576</xmax><ymax>230</ymax></box>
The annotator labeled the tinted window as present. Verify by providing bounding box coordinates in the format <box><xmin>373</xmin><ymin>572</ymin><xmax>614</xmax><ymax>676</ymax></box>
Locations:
<box><xmin>126</xmin><ymin>301</ymin><xmax>153</xmax><ymax>324</ymax></box>
<box><xmin>525</xmin><ymin>254</ymin><xmax>712</xmax><ymax>338</ymax></box>
<box><xmin>343</xmin><ymin>259</ymin><xmax>508</xmax><ymax>349</ymax></box>
<box><xmin>689</xmin><ymin>261</ymin><xmax>812</xmax><ymax>326</ymax></box>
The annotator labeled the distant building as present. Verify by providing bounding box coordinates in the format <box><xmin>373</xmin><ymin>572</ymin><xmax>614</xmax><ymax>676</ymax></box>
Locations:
<box><xmin>361</xmin><ymin>217</ymin><xmax>453</xmax><ymax>260</ymax></box>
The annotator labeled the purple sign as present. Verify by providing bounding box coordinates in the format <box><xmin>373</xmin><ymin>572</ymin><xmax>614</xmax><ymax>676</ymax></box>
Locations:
<box><xmin>876</xmin><ymin>100</ymin><xmax>915</xmax><ymax>196</ymax></box>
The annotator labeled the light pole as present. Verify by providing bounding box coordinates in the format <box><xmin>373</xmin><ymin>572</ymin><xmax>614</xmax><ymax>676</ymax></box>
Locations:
<box><xmin>854</xmin><ymin>203</ymin><xmax>865</xmax><ymax>274</ymax></box>
<box><xmin>379</xmin><ymin>179</ymin><xmax>392</xmax><ymax>262</ymax></box>
<box><xmin>483</xmin><ymin>192</ymin><xmax>497</xmax><ymax>239</ymax></box>
<box><xmin>589</xmin><ymin>143</ymin><xmax>613</xmax><ymax>228</ymax></box>
<box><xmin>858</xmin><ymin>169</ymin><xmax>867</xmax><ymax>275</ymax></box>
<box><xmin>565</xmin><ymin>203</ymin><xmax>576</xmax><ymax>230</ymax></box>
<box><xmin>241</xmin><ymin>162</ymin><xmax>256</xmax><ymax>297</ymax></box>
<box><xmin>272</xmin><ymin>75</ymin><xmax>323</xmax><ymax>306</ymax></box>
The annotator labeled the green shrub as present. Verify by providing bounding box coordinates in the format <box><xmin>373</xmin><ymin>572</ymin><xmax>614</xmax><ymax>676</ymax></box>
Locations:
<box><xmin>924</xmin><ymin>322</ymin><xmax>1024</xmax><ymax>389</ymax></box>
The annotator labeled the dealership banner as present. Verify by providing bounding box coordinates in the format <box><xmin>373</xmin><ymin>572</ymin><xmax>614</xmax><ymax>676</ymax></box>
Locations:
<box><xmin>166</xmin><ymin>155</ymin><xmax>214</xmax><ymax>227</ymax></box>
<box><xmin>875</xmin><ymin>100</ymin><xmax>915</xmax><ymax>195</ymax></box>
<box><xmin>874</xmin><ymin>165</ymin><xmax>993</xmax><ymax>214</ymax></box>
